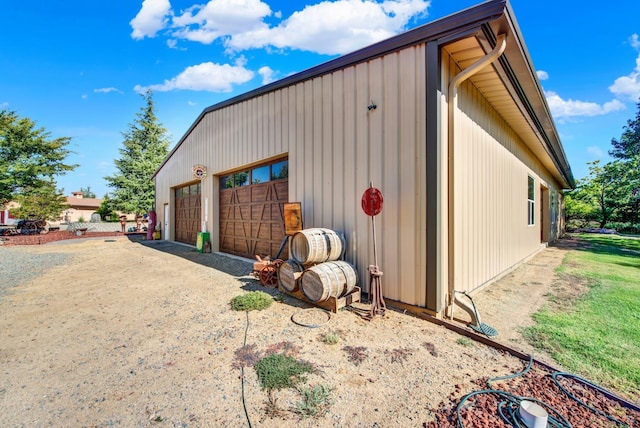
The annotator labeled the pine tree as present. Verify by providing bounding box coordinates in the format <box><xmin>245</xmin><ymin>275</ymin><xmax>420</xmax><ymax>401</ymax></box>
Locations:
<box><xmin>104</xmin><ymin>90</ymin><xmax>171</xmax><ymax>216</ymax></box>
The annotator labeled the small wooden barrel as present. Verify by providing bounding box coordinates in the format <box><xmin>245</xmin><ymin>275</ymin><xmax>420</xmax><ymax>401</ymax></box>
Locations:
<box><xmin>300</xmin><ymin>261</ymin><xmax>357</xmax><ymax>302</ymax></box>
<box><xmin>277</xmin><ymin>259</ymin><xmax>304</xmax><ymax>292</ymax></box>
<box><xmin>290</xmin><ymin>228</ymin><xmax>345</xmax><ymax>265</ymax></box>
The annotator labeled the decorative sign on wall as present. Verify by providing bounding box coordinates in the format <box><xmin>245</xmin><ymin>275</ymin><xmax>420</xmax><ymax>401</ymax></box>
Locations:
<box><xmin>192</xmin><ymin>164</ymin><xmax>207</xmax><ymax>180</ymax></box>
<box><xmin>284</xmin><ymin>202</ymin><xmax>303</xmax><ymax>236</ymax></box>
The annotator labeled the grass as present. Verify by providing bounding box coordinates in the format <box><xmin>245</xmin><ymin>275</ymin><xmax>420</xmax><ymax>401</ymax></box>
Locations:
<box><xmin>320</xmin><ymin>331</ymin><xmax>340</xmax><ymax>345</ymax></box>
<box><xmin>524</xmin><ymin>233</ymin><xmax>640</xmax><ymax>399</ymax></box>
<box><xmin>456</xmin><ymin>337</ymin><xmax>474</xmax><ymax>347</ymax></box>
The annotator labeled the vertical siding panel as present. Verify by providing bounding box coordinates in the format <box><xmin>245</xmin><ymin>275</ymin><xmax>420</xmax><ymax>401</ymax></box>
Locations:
<box><xmin>332</xmin><ymin>71</ymin><xmax>345</xmax><ymax>230</ymax></box>
<box><xmin>382</xmin><ymin>53</ymin><xmax>400</xmax><ymax>300</ymax></box>
<box><xmin>342</xmin><ymin>67</ymin><xmax>358</xmax><ymax>266</ymax></box>
<box><xmin>355</xmin><ymin>62</ymin><xmax>371</xmax><ymax>292</ymax></box>
<box><xmin>415</xmin><ymin>44</ymin><xmax>427</xmax><ymax>306</ymax></box>
<box><xmin>303</xmin><ymin>81</ymin><xmax>315</xmax><ymax>227</ymax></box>
<box><xmin>321</xmin><ymin>75</ymin><xmax>334</xmax><ymax>227</ymax></box>
<box><xmin>288</xmin><ymin>86</ymin><xmax>298</xmax><ymax>198</ymax></box>
<box><xmin>312</xmin><ymin>78</ymin><xmax>324</xmax><ymax>226</ymax></box>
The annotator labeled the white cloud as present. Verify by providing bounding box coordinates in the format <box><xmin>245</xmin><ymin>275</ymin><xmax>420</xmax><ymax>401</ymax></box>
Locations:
<box><xmin>1</xmin><ymin>101</ymin><xmax>9</xmax><ymax>108</ymax></box>
<box><xmin>130</xmin><ymin>0</ymin><xmax>171</xmax><ymax>40</ymax></box>
<box><xmin>537</xmin><ymin>70</ymin><xmax>549</xmax><ymax>81</ymax></box>
<box><xmin>587</xmin><ymin>146</ymin><xmax>604</xmax><ymax>158</ymax></box>
<box><xmin>258</xmin><ymin>66</ymin><xmax>276</xmax><ymax>84</ymax></box>
<box><xmin>545</xmin><ymin>91</ymin><xmax>625</xmax><ymax>120</ymax></box>
<box><xmin>188</xmin><ymin>101</ymin><xmax>197</xmax><ymax>106</ymax></box>
<box><xmin>135</xmin><ymin>0</ymin><xmax>430</xmax><ymax>55</ymax></box>
<box><xmin>229</xmin><ymin>0</ymin><xmax>431</xmax><ymax>55</ymax></box>
<box><xmin>171</xmin><ymin>0</ymin><xmax>272</xmax><ymax>44</ymax></box>
<box><xmin>134</xmin><ymin>58</ymin><xmax>254</xmax><ymax>93</ymax></box>
<box><xmin>608</xmin><ymin>34</ymin><xmax>640</xmax><ymax>102</ymax></box>
<box><xmin>94</xmin><ymin>87</ymin><xmax>123</xmax><ymax>94</ymax></box>
<box><xmin>81</xmin><ymin>94</ymin><xmax>88</xmax><ymax>100</ymax></box>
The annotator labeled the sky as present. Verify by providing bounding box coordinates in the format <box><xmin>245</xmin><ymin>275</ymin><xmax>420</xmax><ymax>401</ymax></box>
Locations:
<box><xmin>2</xmin><ymin>0</ymin><xmax>639</xmax><ymax>198</ymax></box>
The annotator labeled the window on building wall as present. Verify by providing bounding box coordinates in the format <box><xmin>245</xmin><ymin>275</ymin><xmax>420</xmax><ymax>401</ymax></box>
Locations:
<box><xmin>528</xmin><ymin>175</ymin><xmax>535</xmax><ymax>226</ymax></box>
<box><xmin>221</xmin><ymin>174</ymin><xmax>234</xmax><ymax>189</ymax></box>
<box><xmin>220</xmin><ymin>159</ymin><xmax>288</xmax><ymax>189</ymax></box>
<box><xmin>271</xmin><ymin>160</ymin><xmax>288</xmax><ymax>180</ymax></box>
<box><xmin>252</xmin><ymin>165</ymin><xmax>270</xmax><ymax>184</ymax></box>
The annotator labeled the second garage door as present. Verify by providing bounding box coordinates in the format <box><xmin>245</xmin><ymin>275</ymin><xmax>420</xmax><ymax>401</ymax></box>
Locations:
<box><xmin>219</xmin><ymin>159</ymin><xmax>288</xmax><ymax>260</ymax></box>
<box><xmin>175</xmin><ymin>182</ymin><xmax>201</xmax><ymax>245</ymax></box>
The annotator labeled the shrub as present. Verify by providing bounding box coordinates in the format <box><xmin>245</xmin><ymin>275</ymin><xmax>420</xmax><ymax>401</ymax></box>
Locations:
<box><xmin>230</xmin><ymin>291</ymin><xmax>273</xmax><ymax>311</ymax></box>
<box><xmin>295</xmin><ymin>384</ymin><xmax>334</xmax><ymax>418</ymax></box>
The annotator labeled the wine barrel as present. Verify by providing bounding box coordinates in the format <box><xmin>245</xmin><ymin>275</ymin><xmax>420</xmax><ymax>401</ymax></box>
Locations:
<box><xmin>290</xmin><ymin>228</ymin><xmax>345</xmax><ymax>265</ymax></box>
<box><xmin>300</xmin><ymin>261</ymin><xmax>357</xmax><ymax>302</ymax></box>
<box><xmin>277</xmin><ymin>259</ymin><xmax>304</xmax><ymax>292</ymax></box>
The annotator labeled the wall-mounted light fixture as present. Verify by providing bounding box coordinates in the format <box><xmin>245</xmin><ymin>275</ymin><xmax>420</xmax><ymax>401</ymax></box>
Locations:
<box><xmin>367</xmin><ymin>101</ymin><xmax>377</xmax><ymax>111</ymax></box>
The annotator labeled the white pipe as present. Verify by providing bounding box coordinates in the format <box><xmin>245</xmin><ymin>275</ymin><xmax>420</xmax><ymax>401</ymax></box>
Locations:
<box><xmin>447</xmin><ymin>33</ymin><xmax>507</xmax><ymax>319</ymax></box>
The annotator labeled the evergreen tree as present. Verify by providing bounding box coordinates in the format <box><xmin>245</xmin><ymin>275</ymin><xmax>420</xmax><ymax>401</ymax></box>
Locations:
<box><xmin>0</xmin><ymin>109</ymin><xmax>76</xmax><ymax>206</ymax></box>
<box><xmin>13</xmin><ymin>180</ymin><xmax>68</xmax><ymax>221</ymax></box>
<box><xmin>104</xmin><ymin>91</ymin><xmax>170</xmax><ymax>216</ymax></box>
<box><xmin>79</xmin><ymin>186</ymin><xmax>96</xmax><ymax>198</ymax></box>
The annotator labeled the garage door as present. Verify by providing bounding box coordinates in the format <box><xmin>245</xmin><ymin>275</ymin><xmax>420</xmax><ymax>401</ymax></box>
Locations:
<box><xmin>219</xmin><ymin>159</ymin><xmax>288</xmax><ymax>260</ymax></box>
<box><xmin>175</xmin><ymin>182</ymin><xmax>201</xmax><ymax>245</ymax></box>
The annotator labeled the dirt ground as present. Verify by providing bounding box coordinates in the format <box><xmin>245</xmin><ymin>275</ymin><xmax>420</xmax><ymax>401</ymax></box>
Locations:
<box><xmin>0</xmin><ymin>235</ymin><xmax>623</xmax><ymax>427</ymax></box>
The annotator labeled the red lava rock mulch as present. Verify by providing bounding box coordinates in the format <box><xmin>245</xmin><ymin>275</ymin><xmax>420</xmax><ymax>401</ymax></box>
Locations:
<box><xmin>425</xmin><ymin>362</ymin><xmax>639</xmax><ymax>427</ymax></box>
<box><xmin>0</xmin><ymin>230</ymin><xmax>133</xmax><ymax>246</ymax></box>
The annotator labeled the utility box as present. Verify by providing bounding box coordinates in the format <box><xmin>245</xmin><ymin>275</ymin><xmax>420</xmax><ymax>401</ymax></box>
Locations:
<box><xmin>196</xmin><ymin>232</ymin><xmax>210</xmax><ymax>253</ymax></box>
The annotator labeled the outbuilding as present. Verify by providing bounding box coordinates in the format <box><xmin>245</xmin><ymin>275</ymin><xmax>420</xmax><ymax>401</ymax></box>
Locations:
<box><xmin>152</xmin><ymin>0</ymin><xmax>574</xmax><ymax>317</ymax></box>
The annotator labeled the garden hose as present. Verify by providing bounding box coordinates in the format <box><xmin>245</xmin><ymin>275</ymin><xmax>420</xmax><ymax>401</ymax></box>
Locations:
<box><xmin>551</xmin><ymin>372</ymin><xmax>629</xmax><ymax>427</ymax></box>
<box><xmin>486</xmin><ymin>354</ymin><xmax>533</xmax><ymax>388</ymax></box>
<box><xmin>241</xmin><ymin>310</ymin><xmax>253</xmax><ymax>428</ymax></box>
<box><xmin>456</xmin><ymin>355</ymin><xmax>633</xmax><ymax>427</ymax></box>
<box><xmin>455</xmin><ymin>389</ymin><xmax>572</xmax><ymax>428</ymax></box>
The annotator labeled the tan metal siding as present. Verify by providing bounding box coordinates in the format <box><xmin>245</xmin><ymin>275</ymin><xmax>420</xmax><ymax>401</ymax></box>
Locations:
<box><xmin>156</xmin><ymin>46</ymin><xmax>427</xmax><ymax>306</ymax></box>
<box><xmin>444</xmin><ymin>53</ymin><xmax>563</xmax><ymax>295</ymax></box>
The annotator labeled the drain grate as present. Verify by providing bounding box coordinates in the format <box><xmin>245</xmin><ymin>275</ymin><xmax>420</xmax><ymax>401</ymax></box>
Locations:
<box><xmin>470</xmin><ymin>322</ymin><xmax>498</xmax><ymax>337</ymax></box>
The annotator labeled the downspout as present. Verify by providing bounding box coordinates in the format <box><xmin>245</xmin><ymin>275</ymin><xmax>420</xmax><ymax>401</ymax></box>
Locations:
<box><xmin>447</xmin><ymin>33</ymin><xmax>507</xmax><ymax>320</ymax></box>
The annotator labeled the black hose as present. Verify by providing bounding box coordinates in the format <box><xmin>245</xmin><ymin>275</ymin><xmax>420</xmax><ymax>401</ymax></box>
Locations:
<box><xmin>456</xmin><ymin>355</ymin><xmax>633</xmax><ymax>427</ymax></box>
<box><xmin>551</xmin><ymin>372</ymin><xmax>629</xmax><ymax>427</ymax></box>
<box><xmin>486</xmin><ymin>354</ymin><xmax>533</xmax><ymax>388</ymax></box>
<box><xmin>455</xmin><ymin>389</ymin><xmax>571</xmax><ymax>427</ymax></box>
<box><xmin>241</xmin><ymin>310</ymin><xmax>253</xmax><ymax>428</ymax></box>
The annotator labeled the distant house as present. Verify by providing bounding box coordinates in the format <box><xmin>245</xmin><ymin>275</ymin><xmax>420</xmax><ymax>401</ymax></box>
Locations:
<box><xmin>62</xmin><ymin>191</ymin><xmax>103</xmax><ymax>223</ymax></box>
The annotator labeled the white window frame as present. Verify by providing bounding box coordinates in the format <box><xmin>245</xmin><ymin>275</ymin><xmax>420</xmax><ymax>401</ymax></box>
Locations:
<box><xmin>528</xmin><ymin>175</ymin><xmax>535</xmax><ymax>226</ymax></box>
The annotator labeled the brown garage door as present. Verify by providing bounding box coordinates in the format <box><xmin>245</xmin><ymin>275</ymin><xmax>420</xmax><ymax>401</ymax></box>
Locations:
<box><xmin>219</xmin><ymin>159</ymin><xmax>288</xmax><ymax>259</ymax></box>
<box><xmin>175</xmin><ymin>182</ymin><xmax>201</xmax><ymax>245</ymax></box>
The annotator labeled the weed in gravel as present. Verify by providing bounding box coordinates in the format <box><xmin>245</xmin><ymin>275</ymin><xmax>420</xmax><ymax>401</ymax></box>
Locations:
<box><xmin>386</xmin><ymin>347</ymin><xmax>412</xmax><ymax>364</ymax></box>
<box><xmin>423</xmin><ymin>342</ymin><xmax>439</xmax><ymax>357</ymax></box>
<box><xmin>320</xmin><ymin>331</ymin><xmax>340</xmax><ymax>345</ymax></box>
<box><xmin>232</xmin><ymin>344</ymin><xmax>262</xmax><ymax>369</ymax></box>
<box><xmin>343</xmin><ymin>346</ymin><xmax>368</xmax><ymax>366</ymax></box>
<box><xmin>230</xmin><ymin>291</ymin><xmax>273</xmax><ymax>311</ymax></box>
<box><xmin>295</xmin><ymin>384</ymin><xmax>334</xmax><ymax>418</ymax></box>
<box><xmin>254</xmin><ymin>354</ymin><xmax>315</xmax><ymax>416</ymax></box>
<box><xmin>456</xmin><ymin>337</ymin><xmax>474</xmax><ymax>347</ymax></box>
<box><xmin>265</xmin><ymin>341</ymin><xmax>302</xmax><ymax>358</ymax></box>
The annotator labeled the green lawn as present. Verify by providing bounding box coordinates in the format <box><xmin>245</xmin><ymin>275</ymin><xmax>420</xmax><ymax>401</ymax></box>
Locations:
<box><xmin>524</xmin><ymin>233</ymin><xmax>640</xmax><ymax>400</ymax></box>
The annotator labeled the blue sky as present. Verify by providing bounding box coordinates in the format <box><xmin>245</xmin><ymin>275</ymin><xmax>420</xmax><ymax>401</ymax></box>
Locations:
<box><xmin>2</xmin><ymin>0</ymin><xmax>639</xmax><ymax>198</ymax></box>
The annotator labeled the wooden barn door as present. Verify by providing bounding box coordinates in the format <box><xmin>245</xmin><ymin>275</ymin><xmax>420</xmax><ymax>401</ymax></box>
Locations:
<box><xmin>219</xmin><ymin>159</ymin><xmax>289</xmax><ymax>260</ymax></box>
<box><xmin>174</xmin><ymin>182</ymin><xmax>201</xmax><ymax>245</ymax></box>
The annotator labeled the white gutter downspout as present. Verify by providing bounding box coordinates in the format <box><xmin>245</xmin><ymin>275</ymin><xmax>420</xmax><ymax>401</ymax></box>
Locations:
<box><xmin>447</xmin><ymin>33</ymin><xmax>507</xmax><ymax>320</ymax></box>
